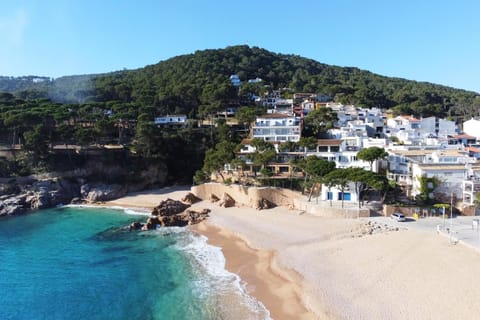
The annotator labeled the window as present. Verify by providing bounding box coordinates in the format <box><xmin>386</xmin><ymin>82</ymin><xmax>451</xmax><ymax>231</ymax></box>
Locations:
<box><xmin>338</xmin><ymin>192</ymin><xmax>351</xmax><ymax>200</ymax></box>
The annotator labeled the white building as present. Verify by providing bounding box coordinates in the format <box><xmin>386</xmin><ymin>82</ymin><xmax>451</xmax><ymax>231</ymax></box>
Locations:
<box><xmin>387</xmin><ymin>147</ymin><xmax>475</xmax><ymax>199</ymax></box>
<box><xmin>463</xmin><ymin>118</ymin><xmax>480</xmax><ymax>139</ymax></box>
<box><xmin>154</xmin><ymin>115</ymin><xmax>187</xmax><ymax>126</ymax></box>
<box><xmin>418</xmin><ymin>117</ymin><xmax>456</xmax><ymax>138</ymax></box>
<box><xmin>230</xmin><ymin>74</ymin><xmax>241</xmax><ymax>87</ymax></box>
<box><xmin>252</xmin><ymin>114</ymin><xmax>301</xmax><ymax>142</ymax></box>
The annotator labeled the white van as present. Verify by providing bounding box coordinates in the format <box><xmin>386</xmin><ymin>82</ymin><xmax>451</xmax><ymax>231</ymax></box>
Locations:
<box><xmin>391</xmin><ymin>212</ymin><xmax>406</xmax><ymax>222</ymax></box>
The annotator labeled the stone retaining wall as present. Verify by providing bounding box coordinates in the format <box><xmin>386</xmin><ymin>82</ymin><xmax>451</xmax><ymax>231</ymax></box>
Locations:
<box><xmin>192</xmin><ymin>183</ymin><xmax>371</xmax><ymax>218</ymax></box>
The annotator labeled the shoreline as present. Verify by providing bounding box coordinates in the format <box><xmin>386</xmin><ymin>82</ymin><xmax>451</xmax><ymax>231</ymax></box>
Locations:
<box><xmin>101</xmin><ymin>186</ymin><xmax>480</xmax><ymax>319</ymax></box>
<box><xmin>192</xmin><ymin>222</ymin><xmax>320</xmax><ymax>320</ymax></box>
<box><xmin>103</xmin><ymin>187</ymin><xmax>321</xmax><ymax>319</ymax></box>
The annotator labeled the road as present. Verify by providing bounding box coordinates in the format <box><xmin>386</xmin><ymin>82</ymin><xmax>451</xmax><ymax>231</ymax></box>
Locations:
<box><xmin>366</xmin><ymin>215</ymin><xmax>480</xmax><ymax>251</ymax></box>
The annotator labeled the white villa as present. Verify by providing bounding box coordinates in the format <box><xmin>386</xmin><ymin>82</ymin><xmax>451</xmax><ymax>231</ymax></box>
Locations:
<box><xmin>252</xmin><ymin>114</ymin><xmax>301</xmax><ymax>142</ymax></box>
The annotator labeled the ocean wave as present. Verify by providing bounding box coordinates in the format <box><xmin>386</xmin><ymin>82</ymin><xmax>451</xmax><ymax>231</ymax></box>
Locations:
<box><xmin>63</xmin><ymin>204</ymin><xmax>150</xmax><ymax>216</ymax></box>
<box><xmin>170</xmin><ymin>229</ymin><xmax>271</xmax><ymax>320</ymax></box>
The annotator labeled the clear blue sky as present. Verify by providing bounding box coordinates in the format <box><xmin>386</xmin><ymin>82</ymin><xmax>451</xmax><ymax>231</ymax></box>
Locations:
<box><xmin>1</xmin><ymin>0</ymin><xmax>479</xmax><ymax>92</ymax></box>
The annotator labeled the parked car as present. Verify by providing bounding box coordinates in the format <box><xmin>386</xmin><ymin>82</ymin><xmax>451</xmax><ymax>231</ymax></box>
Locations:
<box><xmin>391</xmin><ymin>212</ymin><xmax>406</xmax><ymax>222</ymax></box>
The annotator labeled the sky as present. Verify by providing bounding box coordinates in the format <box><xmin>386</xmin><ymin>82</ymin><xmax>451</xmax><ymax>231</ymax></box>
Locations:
<box><xmin>0</xmin><ymin>0</ymin><xmax>479</xmax><ymax>92</ymax></box>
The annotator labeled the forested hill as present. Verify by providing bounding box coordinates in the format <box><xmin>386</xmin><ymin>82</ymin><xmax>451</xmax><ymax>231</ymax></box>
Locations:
<box><xmin>2</xmin><ymin>45</ymin><xmax>480</xmax><ymax>119</ymax></box>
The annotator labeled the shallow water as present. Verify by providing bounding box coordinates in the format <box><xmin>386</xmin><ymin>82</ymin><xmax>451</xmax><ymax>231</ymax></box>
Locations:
<box><xmin>0</xmin><ymin>207</ymin><xmax>269</xmax><ymax>320</ymax></box>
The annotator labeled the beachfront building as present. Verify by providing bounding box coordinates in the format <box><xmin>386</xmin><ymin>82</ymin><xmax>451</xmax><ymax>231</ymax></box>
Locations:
<box><xmin>320</xmin><ymin>183</ymin><xmax>359</xmax><ymax>203</ymax></box>
<box><xmin>387</xmin><ymin>147</ymin><xmax>476</xmax><ymax>200</ymax></box>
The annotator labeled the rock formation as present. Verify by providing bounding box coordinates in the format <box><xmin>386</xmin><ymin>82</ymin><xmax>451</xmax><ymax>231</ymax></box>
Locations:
<box><xmin>80</xmin><ymin>183</ymin><xmax>127</xmax><ymax>203</ymax></box>
<box><xmin>218</xmin><ymin>192</ymin><xmax>235</xmax><ymax>208</ymax></box>
<box><xmin>181</xmin><ymin>192</ymin><xmax>201</xmax><ymax>205</ymax></box>
<box><xmin>0</xmin><ymin>178</ymin><xmax>81</xmax><ymax>217</ymax></box>
<box><xmin>151</xmin><ymin>198</ymin><xmax>190</xmax><ymax>216</ymax></box>
<box><xmin>138</xmin><ymin>208</ymin><xmax>210</xmax><ymax>229</ymax></box>
<box><xmin>210</xmin><ymin>193</ymin><xmax>220</xmax><ymax>203</ymax></box>
<box><xmin>255</xmin><ymin>198</ymin><xmax>276</xmax><ymax>210</ymax></box>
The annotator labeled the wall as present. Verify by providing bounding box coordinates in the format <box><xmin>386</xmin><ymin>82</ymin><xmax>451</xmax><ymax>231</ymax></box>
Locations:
<box><xmin>191</xmin><ymin>183</ymin><xmax>299</xmax><ymax>208</ymax></box>
<box><xmin>192</xmin><ymin>183</ymin><xmax>371</xmax><ymax>218</ymax></box>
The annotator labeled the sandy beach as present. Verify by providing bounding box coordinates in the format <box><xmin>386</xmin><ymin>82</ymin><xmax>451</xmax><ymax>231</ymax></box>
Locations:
<box><xmin>105</xmin><ymin>187</ymin><xmax>480</xmax><ymax>320</ymax></box>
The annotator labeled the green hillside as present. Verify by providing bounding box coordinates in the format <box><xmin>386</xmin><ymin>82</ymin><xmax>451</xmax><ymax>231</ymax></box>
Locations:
<box><xmin>2</xmin><ymin>45</ymin><xmax>479</xmax><ymax>119</ymax></box>
<box><xmin>93</xmin><ymin>45</ymin><xmax>479</xmax><ymax>120</ymax></box>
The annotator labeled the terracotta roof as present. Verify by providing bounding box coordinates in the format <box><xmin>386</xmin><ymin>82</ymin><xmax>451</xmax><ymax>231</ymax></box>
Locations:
<box><xmin>317</xmin><ymin>139</ymin><xmax>342</xmax><ymax>146</ymax></box>
<box><xmin>399</xmin><ymin>115</ymin><xmax>420</xmax><ymax>122</ymax></box>
<box><xmin>451</xmin><ymin>133</ymin><xmax>476</xmax><ymax>139</ymax></box>
<box><xmin>467</xmin><ymin>146</ymin><xmax>480</xmax><ymax>153</ymax></box>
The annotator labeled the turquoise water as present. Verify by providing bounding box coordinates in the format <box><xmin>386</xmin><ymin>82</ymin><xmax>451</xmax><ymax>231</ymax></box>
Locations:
<box><xmin>0</xmin><ymin>207</ymin><xmax>269</xmax><ymax>320</ymax></box>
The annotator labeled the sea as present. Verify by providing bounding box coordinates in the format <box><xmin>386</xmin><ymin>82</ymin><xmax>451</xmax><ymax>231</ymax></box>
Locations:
<box><xmin>0</xmin><ymin>206</ymin><xmax>270</xmax><ymax>320</ymax></box>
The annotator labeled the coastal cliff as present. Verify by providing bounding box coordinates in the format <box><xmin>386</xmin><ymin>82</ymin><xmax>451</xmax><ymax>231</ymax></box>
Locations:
<box><xmin>0</xmin><ymin>165</ymin><xmax>168</xmax><ymax>217</ymax></box>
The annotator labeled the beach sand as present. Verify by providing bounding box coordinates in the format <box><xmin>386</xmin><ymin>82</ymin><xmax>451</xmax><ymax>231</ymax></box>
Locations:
<box><xmin>105</xmin><ymin>188</ymin><xmax>480</xmax><ymax>320</ymax></box>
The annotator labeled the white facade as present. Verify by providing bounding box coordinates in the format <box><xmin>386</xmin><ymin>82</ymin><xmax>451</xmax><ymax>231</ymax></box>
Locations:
<box><xmin>418</xmin><ymin>117</ymin><xmax>456</xmax><ymax>138</ymax></box>
<box><xmin>411</xmin><ymin>163</ymin><xmax>466</xmax><ymax>199</ymax></box>
<box><xmin>252</xmin><ymin>114</ymin><xmax>301</xmax><ymax>142</ymax></box>
<box><xmin>463</xmin><ymin>118</ymin><xmax>480</xmax><ymax>139</ymax></box>
<box><xmin>154</xmin><ymin>115</ymin><xmax>187</xmax><ymax>125</ymax></box>
<box><xmin>230</xmin><ymin>74</ymin><xmax>241</xmax><ymax>86</ymax></box>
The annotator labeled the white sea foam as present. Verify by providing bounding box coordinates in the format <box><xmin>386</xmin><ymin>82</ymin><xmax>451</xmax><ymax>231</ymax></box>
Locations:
<box><xmin>171</xmin><ymin>229</ymin><xmax>271</xmax><ymax>320</ymax></box>
<box><xmin>63</xmin><ymin>204</ymin><xmax>150</xmax><ymax>216</ymax></box>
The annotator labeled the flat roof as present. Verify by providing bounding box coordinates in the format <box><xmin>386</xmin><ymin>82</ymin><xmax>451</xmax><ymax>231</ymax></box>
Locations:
<box><xmin>257</xmin><ymin>114</ymin><xmax>294</xmax><ymax>119</ymax></box>
<box><xmin>417</xmin><ymin>164</ymin><xmax>467</xmax><ymax>171</ymax></box>
<box><xmin>389</xmin><ymin>149</ymin><xmax>467</xmax><ymax>157</ymax></box>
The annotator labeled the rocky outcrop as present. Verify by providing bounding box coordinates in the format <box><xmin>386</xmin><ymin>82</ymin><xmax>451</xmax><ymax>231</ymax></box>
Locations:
<box><xmin>0</xmin><ymin>194</ymin><xmax>27</xmax><ymax>216</ymax></box>
<box><xmin>151</xmin><ymin>198</ymin><xmax>190</xmax><ymax>216</ymax></box>
<box><xmin>141</xmin><ymin>208</ymin><xmax>211</xmax><ymax>229</ymax></box>
<box><xmin>80</xmin><ymin>183</ymin><xmax>127</xmax><ymax>203</ymax></box>
<box><xmin>218</xmin><ymin>192</ymin><xmax>235</xmax><ymax>208</ymax></box>
<box><xmin>0</xmin><ymin>178</ymin><xmax>81</xmax><ymax>217</ymax></box>
<box><xmin>210</xmin><ymin>193</ymin><xmax>220</xmax><ymax>203</ymax></box>
<box><xmin>255</xmin><ymin>198</ymin><xmax>276</xmax><ymax>210</ymax></box>
<box><xmin>182</xmin><ymin>192</ymin><xmax>201</xmax><ymax>205</ymax></box>
<box><xmin>126</xmin><ymin>198</ymin><xmax>210</xmax><ymax>230</ymax></box>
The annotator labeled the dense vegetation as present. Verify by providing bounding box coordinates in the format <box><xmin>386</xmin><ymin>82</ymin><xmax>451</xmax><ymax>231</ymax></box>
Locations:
<box><xmin>2</xmin><ymin>46</ymin><xmax>479</xmax><ymax>120</ymax></box>
<box><xmin>1</xmin><ymin>45</ymin><xmax>479</xmax><ymax>186</ymax></box>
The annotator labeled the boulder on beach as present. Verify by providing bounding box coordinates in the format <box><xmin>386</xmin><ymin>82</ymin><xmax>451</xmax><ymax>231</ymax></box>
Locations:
<box><xmin>255</xmin><ymin>198</ymin><xmax>276</xmax><ymax>210</ymax></box>
<box><xmin>139</xmin><ymin>208</ymin><xmax>211</xmax><ymax>229</ymax></box>
<box><xmin>218</xmin><ymin>192</ymin><xmax>235</xmax><ymax>208</ymax></box>
<box><xmin>181</xmin><ymin>192</ymin><xmax>202</xmax><ymax>205</ymax></box>
<box><xmin>210</xmin><ymin>193</ymin><xmax>220</xmax><ymax>203</ymax></box>
<box><xmin>151</xmin><ymin>198</ymin><xmax>190</xmax><ymax>216</ymax></box>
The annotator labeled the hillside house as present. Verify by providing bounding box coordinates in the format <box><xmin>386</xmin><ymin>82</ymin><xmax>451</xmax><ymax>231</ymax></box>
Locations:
<box><xmin>252</xmin><ymin>114</ymin><xmax>301</xmax><ymax>142</ymax></box>
<box><xmin>154</xmin><ymin>115</ymin><xmax>187</xmax><ymax>126</ymax></box>
<box><xmin>463</xmin><ymin>118</ymin><xmax>480</xmax><ymax>139</ymax></box>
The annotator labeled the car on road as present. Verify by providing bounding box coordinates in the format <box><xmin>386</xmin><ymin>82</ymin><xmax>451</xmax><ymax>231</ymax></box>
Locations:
<box><xmin>391</xmin><ymin>212</ymin><xmax>406</xmax><ymax>222</ymax></box>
